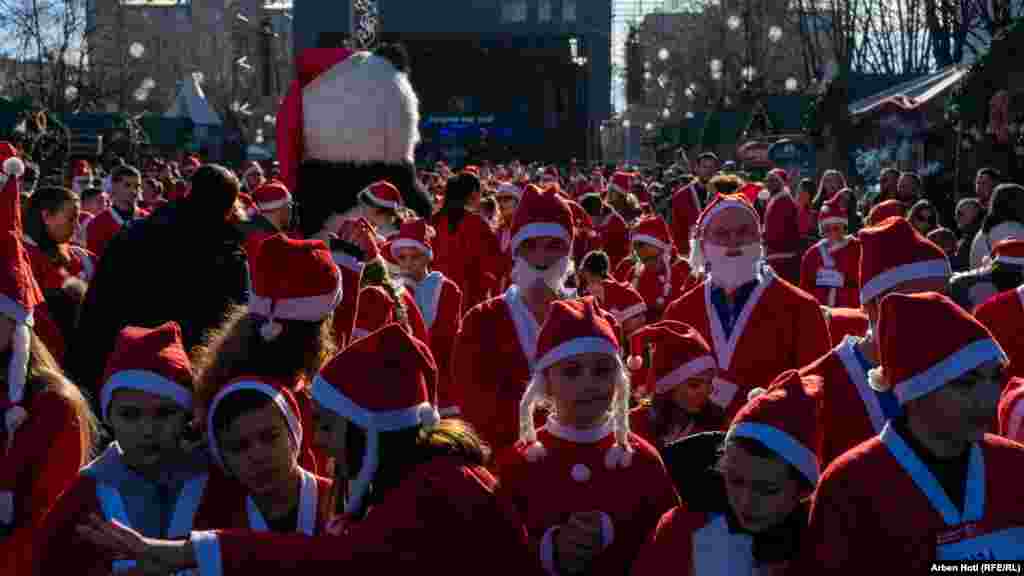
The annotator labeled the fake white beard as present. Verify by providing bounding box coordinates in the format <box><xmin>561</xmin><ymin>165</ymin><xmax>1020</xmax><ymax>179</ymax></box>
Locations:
<box><xmin>512</xmin><ymin>255</ymin><xmax>572</xmax><ymax>294</ymax></box>
<box><xmin>704</xmin><ymin>243</ymin><xmax>763</xmax><ymax>290</ymax></box>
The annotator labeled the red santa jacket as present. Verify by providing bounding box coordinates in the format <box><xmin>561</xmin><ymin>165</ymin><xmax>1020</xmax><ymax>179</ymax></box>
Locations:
<box><xmin>85</xmin><ymin>207</ymin><xmax>145</xmax><ymax>260</ymax></box>
<box><xmin>447</xmin><ymin>285</ymin><xmax>538</xmax><ymax>451</ymax></box>
<box><xmin>997</xmin><ymin>378</ymin><xmax>1024</xmax><ymax>441</ymax></box>
<box><xmin>821</xmin><ymin>306</ymin><xmax>869</xmax><ymax>348</ymax></box>
<box><xmin>23</xmin><ymin>237</ymin><xmax>95</xmax><ymax>292</ymax></box>
<box><xmin>288</xmin><ymin>379</ymin><xmax>331</xmax><ymax>477</ymax></box>
<box><xmin>495</xmin><ymin>419</ymin><xmax>679</xmax><ymax>575</ymax></box>
<box><xmin>331</xmin><ymin>251</ymin><xmax>364</xmax><ymax>349</ymax></box>
<box><xmin>352</xmin><ymin>284</ymin><xmax>428</xmax><ymax>345</ymax></box>
<box><xmin>406</xmin><ymin>272</ymin><xmax>462</xmax><ymax>414</ymax></box>
<box><xmin>670</xmin><ymin>183</ymin><xmax>702</xmax><ymax>256</ymax></box>
<box><xmin>593</xmin><ymin>210</ymin><xmax>631</xmax><ymax>271</ymax></box>
<box><xmin>762</xmin><ymin>192</ymin><xmax>802</xmax><ymax>284</ymax></box>
<box><xmin>74</xmin><ymin>211</ymin><xmax>94</xmax><ymax>246</ymax></box>
<box><xmin>194</xmin><ymin>467</ymin><xmax>333</xmax><ymax>535</ymax></box>
<box><xmin>974</xmin><ymin>286</ymin><xmax>1024</xmax><ymax>379</ymax></box>
<box><xmin>799</xmin><ymin>237</ymin><xmax>862</xmax><ymax>308</ymax></box>
<box><xmin>187</xmin><ymin>456</ymin><xmax>538</xmax><ymax>575</ymax></box>
<box><xmin>431</xmin><ymin>211</ymin><xmax>505</xmax><ymax>313</ymax></box>
<box><xmin>663</xmin><ymin>271</ymin><xmax>831</xmax><ymax>421</ymax></box>
<box><xmin>800</xmin><ymin>427</ymin><xmax>1024</xmax><ymax>573</ymax></box>
<box><xmin>0</xmin><ymin>390</ymin><xmax>84</xmax><ymax>575</ymax></box>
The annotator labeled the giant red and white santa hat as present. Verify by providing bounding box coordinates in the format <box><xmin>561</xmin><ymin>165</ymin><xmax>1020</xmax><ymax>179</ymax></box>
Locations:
<box><xmin>312</xmin><ymin>323</ymin><xmax>439</xmax><ymax>515</ymax></box>
<box><xmin>729</xmin><ymin>369</ymin><xmax>820</xmax><ymax>487</ymax></box>
<box><xmin>519</xmin><ymin>297</ymin><xmax>633</xmax><ymax>469</ymax></box>
<box><xmin>205</xmin><ymin>376</ymin><xmax>303</xmax><ymax>472</ymax></box>
<box><xmin>858</xmin><ymin>216</ymin><xmax>950</xmax><ymax>303</ymax></box>
<box><xmin>99</xmin><ymin>322</ymin><xmax>193</xmax><ymax>422</ymax></box>
<box><xmin>250</xmin><ymin>234</ymin><xmax>342</xmax><ymax>341</ymax></box>
<box><xmin>508</xmin><ymin>183</ymin><xmax>575</xmax><ymax>255</ymax></box>
<box><xmin>628</xmin><ymin>320</ymin><xmax>716</xmax><ymax>395</ymax></box>
<box><xmin>869</xmin><ymin>292</ymin><xmax>1006</xmax><ymax>405</ymax></box>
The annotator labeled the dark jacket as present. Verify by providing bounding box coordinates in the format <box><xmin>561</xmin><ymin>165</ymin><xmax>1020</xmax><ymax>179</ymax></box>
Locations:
<box><xmin>70</xmin><ymin>201</ymin><xmax>249</xmax><ymax>398</ymax></box>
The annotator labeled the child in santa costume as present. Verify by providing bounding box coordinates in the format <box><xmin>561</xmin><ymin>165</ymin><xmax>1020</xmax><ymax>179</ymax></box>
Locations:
<box><xmin>85</xmin><ymin>165</ymin><xmax>147</xmax><ymax>260</ymax></box>
<box><xmin>388</xmin><ymin>218</ymin><xmax>462</xmax><ymax>417</ymax></box>
<box><xmin>496</xmin><ymin>297</ymin><xmax>678</xmax><ymax>576</ymax></box>
<box><xmin>615</xmin><ymin>215</ymin><xmax>691</xmax><ymax>322</ymax></box>
<box><xmin>760</xmin><ymin>169</ymin><xmax>802</xmax><ymax>285</ymax></box>
<box><xmin>973</xmin><ymin>242</ymin><xmax>1024</xmax><ymax>378</ymax></box>
<box><xmin>495</xmin><ymin>181</ymin><xmax>523</xmax><ymax>253</ymax></box>
<box><xmin>448</xmin><ymin>185</ymin><xmax>579</xmax><ymax>450</ymax></box>
<box><xmin>351</xmin><ymin>255</ymin><xmax>429</xmax><ymax>345</ymax></box>
<box><xmin>0</xmin><ymin>152</ymin><xmax>98</xmax><ymax>574</ymax></box>
<box><xmin>664</xmin><ymin>194</ymin><xmax>831</xmax><ymax>422</ymax></box>
<box><xmin>197</xmin><ymin>376</ymin><xmax>333</xmax><ymax>535</ymax></box>
<box><xmin>799</xmin><ymin>192</ymin><xmax>861</xmax><ymax>308</ymax></box>
<box><xmin>192</xmin><ymin>234</ymin><xmax>342</xmax><ymax>477</ymax></box>
<box><xmin>627</xmin><ymin>321</ymin><xmax>726</xmax><ymax>448</ymax></box>
<box><xmin>632</xmin><ymin>369</ymin><xmax>818</xmax><ymax>575</ymax></box>
<box><xmin>801</xmin><ymin>292</ymin><xmax>1024</xmax><ymax>571</ymax></box>
<box><xmin>579</xmin><ymin>189</ymin><xmax>631</xmax><ymax>271</ymax></box>
<box><xmin>800</xmin><ymin>216</ymin><xmax>951</xmax><ymax>468</ymax></box>
<box><xmin>76</xmin><ymin>323</ymin><xmax>537</xmax><ymax>574</ymax></box>
<box><xmin>34</xmin><ymin>323</ymin><xmax>208</xmax><ymax>575</ymax></box>
<box><xmin>577</xmin><ymin>251</ymin><xmax>648</xmax><ymax>338</ymax></box>
<box><xmin>240</xmin><ymin>179</ymin><xmax>294</xmax><ymax>278</ymax></box>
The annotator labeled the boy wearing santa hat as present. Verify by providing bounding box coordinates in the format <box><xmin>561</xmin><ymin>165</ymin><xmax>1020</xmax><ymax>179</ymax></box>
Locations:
<box><xmin>84</xmin><ymin>164</ymin><xmax>147</xmax><ymax>260</ymax></box>
<box><xmin>615</xmin><ymin>215</ymin><xmax>691</xmax><ymax>322</ymax></box>
<box><xmin>802</xmin><ymin>292</ymin><xmax>1024</xmax><ymax>571</ymax></box>
<box><xmin>800</xmin><ymin>192</ymin><xmax>862</xmax><ymax>308</ymax></box>
<box><xmin>664</xmin><ymin>194</ymin><xmax>831</xmax><ymax>422</ymax></box>
<box><xmin>760</xmin><ymin>168</ymin><xmax>802</xmax><ymax>285</ymax></box>
<box><xmin>800</xmin><ymin>216</ymin><xmax>951</xmax><ymax>468</ymax></box>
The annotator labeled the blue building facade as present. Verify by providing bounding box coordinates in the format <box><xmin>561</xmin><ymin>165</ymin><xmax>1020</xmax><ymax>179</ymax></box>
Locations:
<box><xmin>293</xmin><ymin>0</ymin><xmax>612</xmax><ymax>165</ymax></box>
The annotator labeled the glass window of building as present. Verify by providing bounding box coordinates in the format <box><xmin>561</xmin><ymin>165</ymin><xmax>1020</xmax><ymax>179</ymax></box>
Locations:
<box><xmin>538</xmin><ymin>0</ymin><xmax>552</xmax><ymax>22</ymax></box>
<box><xmin>501</xmin><ymin>1</ymin><xmax>528</xmax><ymax>23</ymax></box>
<box><xmin>563</xmin><ymin>0</ymin><xmax>577</xmax><ymax>22</ymax></box>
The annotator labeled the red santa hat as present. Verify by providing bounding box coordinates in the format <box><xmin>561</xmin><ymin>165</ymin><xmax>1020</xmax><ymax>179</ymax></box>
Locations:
<box><xmin>275</xmin><ymin>48</ymin><xmax>420</xmax><ymax>193</ymax></box>
<box><xmin>252</xmin><ymin>180</ymin><xmax>292</xmax><ymax>212</ymax></box>
<box><xmin>628</xmin><ymin>321</ymin><xmax>716</xmax><ymax>395</ymax></box>
<box><xmin>608</xmin><ymin>171</ymin><xmax>632</xmax><ymax>196</ymax></box>
<box><xmin>729</xmin><ymin>370</ymin><xmax>820</xmax><ymax>486</ymax></box>
<box><xmin>0</xmin><ymin>143</ymin><xmax>39</xmax><ymax>446</ymax></box>
<box><xmin>312</xmin><ymin>323</ymin><xmax>439</xmax><ymax>514</ymax></box>
<box><xmin>70</xmin><ymin>159</ymin><xmax>93</xmax><ymax>194</ymax></box>
<box><xmin>519</xmin><ymin>297</ymin><xmax>633</xmax><ymax>469</ymax></box>
<box><xmin>818</xmin><ymin>193</ymin><xmax>849</xmax><ymax>231</ymax></box>
<box><xmin>630</xmin><ymin>215</ymin><xmax>674</xmax><ymax>253</ymax></box>
<box><xmin>599</xmin><ymin>279</ymin><xmax>647</xmax><ymax>325</ymax></box>
<box><xmin>868</xmin><ymin>292</ymin><xmax>1007</xmax><ymax>405</ymax></box>
<box><xmin>866</xmin><ymin>199</ymin><xmax>907</xmax><ymax>227</ymax></box>
<box><xmin>358</xmin><ymin>180</ymin><xmax>403</xmax><ymax>211</ymax></box>
<box><xmin>508</xmin><ymin>183</ymin><xmax>575</xmax><ymax>255</ymax></box>
<box><xmin>389</xmin><ymin>218</ymin><xmax>436</xmax><ymax>261</ymax></box>
<box><xmin>990</xmin><ymin>238</ymin><xmax>1024</xmax><ymax>266</ymax></box>
<box><xmin>541</xmin><ymin>166</ymin><xmax>560</xmax><ymax>183</ymax></box>
<box><xmin>495</xmin><ymin>181</ymin><xmax>523</xmax><ymax>201</ymax></box>
<box><xmin>250</xmin><ymin>234</ymin><xmax>343</xmax><ymax>341</ymax></box>
<box><xmin>99</xmin><ymin>322</ymin><xmax>193</xmax><ymax>422</ymax></box>
<box><xmin>205</xmin><ymin>376</ymin><xmax>303</xmax><ymax>471</ymax></box>
<box><xmin>859</xmin><ymin>217</ymin><xmax>950</xmax><ymax>303</ymax></box>
<box><xmin>690</xmin><ymin>193</ymin><xmax>760</xmax><ymax>272</ymax></box>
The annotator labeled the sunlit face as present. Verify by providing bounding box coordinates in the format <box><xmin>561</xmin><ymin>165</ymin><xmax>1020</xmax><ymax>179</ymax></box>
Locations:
<box><xmin>765</xmin><ymin>175</ymin><xmax>784</xmax><ymax>193</ymax></box>
<box><xmin>395</xmin><ymin>246</ymin><xmax>430</xmax><ymax>282</ymax></box>
<box><xmin>721</xmin><ymin>440</ymin><xmax>803</xmax><ymax>533</ymax></box>
<box><xmin>822</xmin><ymin>172</ymin><xmax>844</xmax><ymax>195</ymax></box>
<box><xmin>703</xmin><ymin>207</ymin><xmax>761</xmax><ymax>250</ymax></box>
<box><xmin>365</xmin><ymin>205</ymin><xmax>394</xmax><ymax>229</ymax></box>
<box><xmin>822</xmin><ymin>222</ymin><xmax>847</xmax><ymax>243</ymax></box>
<box><xmin>545</xmin><ymin>353</ymin><xmax>619</xmax><ymax>429</ymax></box>
<box><xmin>696</xmin><ymin>159</ymin><xmax>718</xmax><ymax>180</ymax></box>
<box><xmin>43</xmin><ymin>199</ymin><xmax>80</xmax><ymax>244</ymax></box>
<box><xmin>218</xmin><ymin>402</ymin><xmax>299</xmax><ymax>496</ymax></box>
<box><xmin>669</xmin><ymin>368</ymin><xmax>714</xmax><ymax>413</ymax></box>
<box><xmin>912</xmin><ymin>360</ymin><xmax>1005</xmax><ymax>446</ymax></box>
<box><xmin>517</xmin><ymin>236</ymin><xmax>571</xmax><ymax>270</ymax></box>
<box><xmin>108</xmin><ymin>389</ymin><xmax>188</xmax><ymax>471</ymax></box>
<box><xmin>112</xmin><ymin>175</ymin><xmax>142</xmax><ymax>211</ymax></box>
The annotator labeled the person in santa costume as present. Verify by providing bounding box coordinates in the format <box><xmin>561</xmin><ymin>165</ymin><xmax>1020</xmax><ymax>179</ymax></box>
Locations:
<box><xmin>197</xmin><ymin>376</ymin><xmax>333</xmax><ymax>535</ymax></box>
<box><xmin>84</xmin><ymin>164</ymin><xmax>146</xmax><ymax>260</ymax></box>
<box><xmin>605</xmin><ymin>171</ymin><xmax>635</xmax><ymax>222</ymax></box>
<box><xmin>663</xmin><ymin>193</ymin><xmax>831</xmax><ymax>422</ymax></box>
<box><xmin>22</xmin><ymin>185</ymin><xmax>96</xmax><ymax>301</ymax></box>
<box><xmin>77</xmin><ymin>323</ymin><xmax>537</xmax><ymax>574</ymax></box>
<box><xmin>352</xmin><ymin>253</ymin><xmax>429</xmax><ymax>345</ymax></box>
<box><xmin>627</xmin><ymin>321</ymin><xmax>726</xmax><ymax>449</ymax></box>
<box><xmin>239</xmin><ymin>179</ymin><xmax>295</xmax><ymax>280</ymax></box>
<box><xmin>447</xmin><ymin>184</ymin><xmax>579</xmax><ymax>450</ymax></box>
<box><xmin>34</xmin><ymin>322</ymin><xmax>208</xmax><ymax>575</ymax></box>
<box><xmin>615</xmin><ymin>215</ymin><xmax>690</xmax><ymax>322</ymax></box>
<box><xmin>760</xmin><ymin>168</ymin><xmax>802</xmax><ymax>285</ymax></box>
<box><xmin>0</xmin><ymin>152</ymin><xmax>98</xmax><ymax>574</ymax></box>
<box><xmin>670</xmin><ymin>174</ymin><xmax>703</xmax><ymax>258</ymax></box>
<box><xmin>496</xmin><ymin>297</ymin><xmax>678</xmax><ymax>576</ymax></box>
<box><xmin>68</xmin><ymin>159</ymin><xmax>94</xmax><ymax>196</ymax></box>
<box><xmin>632</xmin><ymin>369</ymin><xmax>818</xmax><ymax>575</ymax></box>
<box><xmin>865</xmin><ymin>198</ymin><xmax>907</xmax><ymax>227</ymax></box>
<box><xmin>75</xmin><ymin>185</ymin><xmax>107</xmax><ymax>247</ymax></box>
<box><xmin>819</xmin><ymin>305</ymin><xmax>869</xmax><ymax>348</ymax></box>
<box><xmin>801</xmin><ymin>292</ymin><xmax>1024</xmax><ymax>571</ymax></box>
<box><xmin>275</xmin><ymin>44</ymin><xmax>433</xmax><ymax>238</ymax></box>
<box><xmin>192</xmin><ymin>233</ymin><xmax>341</xmax><ymax>477</ymax></box>
<box><xmin>799</xmin><ymin>192</ymin><xmax>862</xmax><ymax>308</ymax></box>
<box><xmin>579</xmin><ymin>190</ymin><xmax>631</xmax><ymax>271</ymax></box>
<box><xmin>495</xmin><ymin>181</ymin><xmax>523</xmax><ymax>253</ymax></box>
<box><xmin>800</xmin><ymin>216</ymin><xmax>951</xmax><ymax>468</ymax></box>
<box><xmin>318</xmin><ymin>217</ymin><xmax>377</xmax><ymax>349</ymax></box>
<box><xmin>241</xmin><ymin>161</ymin><xmax>265</xmax><ymax>195</ymax></box>
<box><xmin>350</xmin><ymin>180</ymin><xmax>407</xmax><ymax>244</ymax></box>
<box><xmin>974</xmin><ymin>243</ymin><xmax>1024</xmax><ymax>379</ymax></box>
<box><xmin>577</xmin><ymin>251</ymin><xmax>648</xmax><ymax>339</ymax></box>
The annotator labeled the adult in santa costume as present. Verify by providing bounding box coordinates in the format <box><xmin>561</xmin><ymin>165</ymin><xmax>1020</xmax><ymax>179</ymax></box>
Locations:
<box><xmin>322</xmin><ymin>218</ymin><xmax>377</xmax><ymax>349</ymax></box>
<box><xmin>75</xmin><ymin>185</ymin><xmax>107</xmax><ymax>247</ymax></box>
<box><xmin>239</xmin><ymin>179</ymin><xmax>294</xmax><ymax>279</ymax></box>
<box><xmin>820</xmin><ymin>305</ymin><xmax>869</xmax><ymax>348</ymax></box>
<box><xmin>351</xmin><ymin>180</ymin><xmax>407</xmax><ymax>243</ymax></box>
<box><xmin>192</xmin><ymin>233</ymin><xmax>342</xmax><ymax>477</ymax></box>
<box><xmin>198</xmin><ymin>376</ymin><xmax>333</xmax><ymax>534</ymax></box>
<box><xmin>799</xmin><ymin>192</ymin><xmax>861</xmax><ymax>308</ymax></box>
<box><xmin>615</xmin><ymin>215</ymin><xmax>690</xmax><ymax>322</ymax></box>
<box><xmin>974</xmin><ymin>275</ymin><xmax>1024</xmax><ymax>380</ymax></box>
<box><xmin>663</xmin><ymin>194</ymin><xmax>831</xmax><ymax>422</ymax></box>
<box><xmin>670</xmin><ymin>175</ymin><xmax>703</xmax><ymax>258</ymax></box>
<box><xmin>800</xmin><ymin>216</ymin><xmax>951</xmax><ymax>468</ymax></box>
<box><xmin>579</xmin><ymin>190</ymin><xmax>631</xmax><ymax>271</ymax></box>
<box><xmin>497</xmin><ymin>297</ymin><xmax>678</xmax><ymax>575</ymax></box>
<box><xmin>801</xmin><ymin>292</ymin><xmax>1024</xmax><ymax>572</ymax></box>
<box><xmin>34</xmin><ymin>323</ymin><xmax>209</xmax><ymax>575</ymax></box>
<box><xmin>85</xmin><ymin>164</ymin><xmax>146</xmax><ymax>260</ymax></box>
<box><xmin>447</xmin><ymin>184</ymin><xmax>578</xmax><ymax>450</ymax></box>
<box><xmin>0</xmin><ymin>150</ymin><xmax>98</xmax><ymax>574</ymax></box>
<box><xmin>627</xmin><ymin>321</ymin><xmax>726</xmax><ymax>449</ymax></box>
<box><xmin>77</xmin><ymin>324</ymin><xmax>537</xmax><ymax>574</ymax></box>
<box><xmin>760</xmin><ymin>168</ymin><xmax>802</xmax><ymax>285</ymax></box>
<box><xmin>632</xmin><ymin>369</ymin><xmax>818</xmax><ymax>575</ymax></box>
<box><xmin>495</xmin><ymin>180</ymin><xmax>523</xmax><ymax>253</ymax></box>
<box><xmin>275</xmin><ymin>44</ymin><xmax>433</xmax><ymax>238</ymax></box>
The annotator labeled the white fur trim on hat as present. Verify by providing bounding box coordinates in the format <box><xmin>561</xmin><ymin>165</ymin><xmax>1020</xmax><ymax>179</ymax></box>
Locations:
<box><xmin>206</xmin><ymin>380</ymin><xmax>303</xmax><ymax>471</ymax></box>
<box><xmin>730</xmin><ymin>422</ymin><xmax>819</xmax><ymax>485</ymax></box>
<box><xmin>359</xmin><ymin>186</ymin><xmax>401</xmax><ymax>211</ymax></box>
<box><xmin>248</xmin><ymin>280</ymin><xmax>343</xmax><ymax>323</ymax></box>
<box><xmin>510</xmin><ymin>222</ymin><xmax>571</xmax><ymax>255</ymax></box>
<box><xmin>817</xmin><ymin>215</ymin><xmax>846</xmax><ymax>231</ymax></box>
<box><xmin>496</xmin><ymin>183</ymin><xmax>522</xmax><ymax>200</ymax></box>
<box><xmin>631</xmin><ymin>234</ymin><xmax>672</xmax><ymax>253</ymax></box>
<box><xmin>390</xmin><ymin>238</ymin><xmax>433</xmax><ymax>261</ymax></box>
<box><xmin>891</xmin><ymin>338</ymin><xmax>1007</xmax><ymax>405</ymax></box>
<box><xmin>534</xmin><ymin>337</ymin><xmax>619</xmax><ymax>373</ymax></box>
<box><xmin>611</xmin><ymin>302</ymin><xmax>647</xmax><ymax>324</ymax></box>
<box><xmin>654</xmin><ymin>355</ymin><xmax>716</xmax><ymax>395</ymax></box>
<box><xmin>860</xmin><ymin>259</ymin><xmax>951</xmax><ymax>303</ymax></box>
<box><xmin>101</xmin><ymin>370</ymin><xmax>193</xmax><ymax>422</ymax></box>
<box><xmin>700</xmin><ymin>198</ymin><xmax>759</xmax><ymax>233</ymax></box>
<box><xmin>257</xmin><ymin>194</ymin><xmax>292</xmax><ymax>212</ymax></box>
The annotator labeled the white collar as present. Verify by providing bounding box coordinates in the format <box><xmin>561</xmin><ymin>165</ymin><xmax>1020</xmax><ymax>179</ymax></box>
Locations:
<box><xmin>544</xmin><ymin>416</ymin><xmax>615</xmax><ymax>444</ymax></box>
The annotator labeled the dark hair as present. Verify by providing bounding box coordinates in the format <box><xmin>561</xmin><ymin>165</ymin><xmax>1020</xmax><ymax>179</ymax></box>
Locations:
<box><xmin>81</xmin><ymin>186</ymin><xmax>103</xmax><ymax>202</ymax></box>
<box><xmin>580</xmin><ymin>194</ymin><xmax>603</xmax><ymax>217</ymax></box>
<box><xmin>908</xmin><ymin>199</ymin><xmax>937</xmax><ymax>228</ymax></box>
<box><xmin>977</xmin><ymin>167</ymin><xmax>1002</xmax><ymax>182</ymax></box>
<box><xmin>144</xmin><ymin>178</ymin><xmax>164</xmax><ymax>197</ymax></box>
<box><xmin>991</xmin><ymin>260</ymin><xmax>1024</xmax><ymax>293</ymax></box>
<box><xmin>186</xmin><ymin>164</ymin><xmax>240</xmax><ymax>221</ymax></box>
<box><xmin>697</xmin><ymin>152</ymin><xmax>720</xmax><ymax>164</ymax></box>
<box><xmin>111</xmin><ymin>165</ymin><xmax>141</xmax><ymax>183</ymax></box>
<box><xmin>900</xmin><ymin>172</ymin><xmax>922</xmax><ymax>188</ymax></box>
<box><xmin>439</xmin><ymin>172</ymin><xmax>481</xmax><ymax>232</ymax></box>
<box><xmin>211</xmin><ymin>388</ymin><xmax>277</xmax><ymax>437</ymax></box>
<box><xmin>24</xmin><ymin>186</ymin><xmax>78</xmax><ymax>264</ymax></box>
<box><xmin>360</xmin><ymin>259</ymin><xmax>409</xmax><ymax>327</ymax></box>
<box><xmin>798</xmin><ymin>178</ymin><xmax>815</xmax><ymax>196</ymax></box>
<box><xmin>982</xmin><ymin>183</ymin><xmax>1024</xmax><ymax>234</ymax></box>
<box><xmin>479</xmin><ymin>195</ymin><xmax>498</xmax><ymax>216</ymax></box>
<box><xmin>580</xmin><ymin>250</ymin><xmax>610</xmax><ymax>278</ymax></box>
<box><xmin>721</xmin><ymin>434</ymin><xmax>813</xmax><ymax>494</ymax></box>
